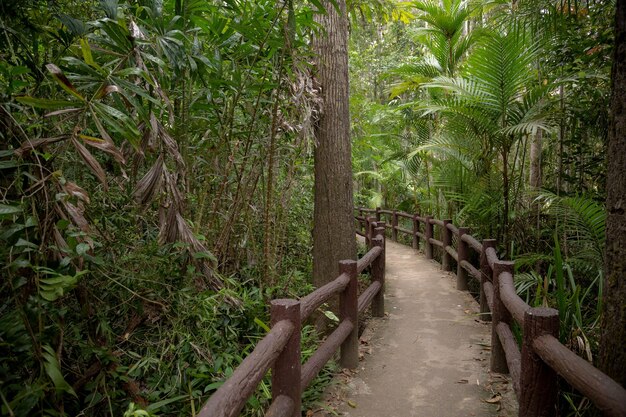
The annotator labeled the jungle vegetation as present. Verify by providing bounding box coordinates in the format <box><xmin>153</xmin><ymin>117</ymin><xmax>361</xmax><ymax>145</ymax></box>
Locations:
<box><xmin>0</xmin><ymin>0</ymin><xmax>622</xmax><ymax>416</ymax></box>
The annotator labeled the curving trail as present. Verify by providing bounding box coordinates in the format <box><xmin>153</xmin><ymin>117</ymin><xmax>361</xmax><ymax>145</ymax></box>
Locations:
<box><xmin>325</xmin><ymin>240</ymin><xmax>513</xmax><ymax>417</ymax></box>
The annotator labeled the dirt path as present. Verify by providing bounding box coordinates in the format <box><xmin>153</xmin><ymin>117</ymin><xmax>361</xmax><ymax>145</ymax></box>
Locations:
<box><xmin>314</xmin><ymin>240</ymin><xmax>515</xmax><ymax>417</ymax></box>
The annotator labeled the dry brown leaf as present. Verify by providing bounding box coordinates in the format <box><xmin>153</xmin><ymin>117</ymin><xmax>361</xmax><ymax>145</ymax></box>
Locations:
<box><xmin>484</xmin><ymin>394</ymin><xmax>502</xmax><ymax>404</ymax></box>
<box><xmin>133</xmin><ymin>156</ymin><xmax>163</xmax><ymax>206</ymax></box>
<box><xmin>72</xmin><ymin>137</ymin><xmax>108</xmax><ymax>190</ymax></box>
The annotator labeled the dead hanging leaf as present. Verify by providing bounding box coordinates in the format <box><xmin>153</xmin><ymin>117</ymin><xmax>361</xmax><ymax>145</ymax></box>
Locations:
<box><xmin>90</xmin><ymin>115</ymin><xmax>126</xmax><ymax>164</ymax></box>
<box><xmin>94</xmin><ymin>84</ymin><xmax>121</xmax><ymax>99</ymax></box>
<box><xmin>46</xmin><ymin>64</ymin><xmax>84</xmax><ymax>101</ymax></box>
<box><xmin>15</xmin><ymin>135</ymin><xmax>70</xmax><ymax>156</ymax></box>
<box><xmin>79</xmin><ymin>134</ymin><xmax>124</xmax><ymax>164</ymax></box>
<box><xmin>72</xmin><ymin>137</ymin><xmax>108</xmax><ymax>189</ymax></box>
<box><xmin>62</xmin><ymin>181</ymin><xmax>90</xmax><ymax>204</ymax></box>
<box><xmin>133</xmin><ymin>156</ymin><xmax>164</xmax><ymax>206</ymax></box>
<box><xmin>60</xmin><ymin>201</ymin><xmax>90</xmax><ymax>232</ymax></box>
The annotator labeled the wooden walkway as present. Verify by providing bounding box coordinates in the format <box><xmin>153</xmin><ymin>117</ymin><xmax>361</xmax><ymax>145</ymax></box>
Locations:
<box><xmin>322</xmin><ymin>240</ymin><xmax>511</xmax><ymax>417</ymax></box>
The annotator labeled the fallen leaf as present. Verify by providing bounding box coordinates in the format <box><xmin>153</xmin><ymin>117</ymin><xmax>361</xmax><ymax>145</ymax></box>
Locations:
<box><xmin>485</xmin><ymin>394</ymin><xmax>502</xmax><ymax>404</ymax></box>
<box><xmin>456</xmin><ymin>379</ymin><xmax>469</xmax><ymax>384</ymax></box>
<box><xmin>347</xmin><ymin>400</ymin><xmax>357</xmax><ymax>408</ymax></box>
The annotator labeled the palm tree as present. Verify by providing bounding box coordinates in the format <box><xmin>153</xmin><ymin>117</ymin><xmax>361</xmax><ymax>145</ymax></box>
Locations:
<box><xmin>422</xmin><ymin>28</ymin><xmax>553</xmax><ymax>252</ymax></box>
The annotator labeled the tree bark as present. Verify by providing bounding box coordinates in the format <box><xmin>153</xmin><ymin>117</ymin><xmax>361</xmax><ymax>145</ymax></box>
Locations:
<box><xmin>312</xmin><ymin>0</ymin><xmax>357</xmax><ymax>298</ymax></box>
<box><xmin>599</xmin><ymin>1</ymin><xmax>626</xmax><ymax>388</ymax></box>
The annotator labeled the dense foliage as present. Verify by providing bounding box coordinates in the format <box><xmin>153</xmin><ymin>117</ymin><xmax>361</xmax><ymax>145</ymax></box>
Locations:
<box><xmin>0</xmin><ymin>0</ymin><xmax>619</xmax><ymax>415</ymax></box>
<box><xmin>350</xmin><ymin>0</ymin><xmax>615</xmax><ymax>414</ymax></box>
<box><xmin>0</xmin><ymin>0</ymin><xmax>325</xmax><ymax>415</ymax></box>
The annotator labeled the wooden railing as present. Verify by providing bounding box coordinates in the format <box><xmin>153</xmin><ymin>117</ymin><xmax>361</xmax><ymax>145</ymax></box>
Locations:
<box><xmin>198</xmin><ymin>226</ymin><xmax>386</xmax><ymax>417</ymax></box>
<box><xmin>356</xmin><ymin>207</ymin><xmax>626</xmax><ymax>417</ymax></box>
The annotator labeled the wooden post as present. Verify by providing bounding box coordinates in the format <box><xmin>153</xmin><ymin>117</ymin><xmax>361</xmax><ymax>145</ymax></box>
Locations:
<box><xmin>367</xmin><ymin>218</ymin><xmax>377</xmax><ymax>249</ymax></box>
<box><xmin>456</xmin><ymin>227</ymin><xmax>469</xmax><ymax>290</ymax></box>
<box><xmin>371</xmin><ymin>228</ymin><xmax>386</xmax><ymax>317</ymax></box>
<box><xmin>519</xmin><ymin>308</ymin><xmax>559</xmax><ymax>417</ymax></box>
<box><xmin>392</xmin><ymin>210</ymin><xmax>398</xmax><ymax>242</ymax></box>
<box><xmin>375</xmin><ymin>207</ymin><xmax>381</xmax><ymax>222</ymax></box>
<box><xmin>442</xmin><ymin>219</ymin><xmax>453</xmax><ymax>271</ymax></box>
<box><xmin>377</xmin><ymin>221</ymin><xmax>386</xmax><ymax>239</ymax></box>
<box><xmin>480</xmin><ymin>239</ymin><xmax>496</xmax><ymax>322</ymax></box>
<box><xmin>339</xmin><ymin>260</ymin><xmax>358</xmax><ymax>369</ymax></box>
<box><xmin>424</xmin><ymin>216</ymin><xmax>434</xmax><ymax>260</ymax></box>
<box><xmin>365</xmin><ymin>216</ymin><xmax>373</xmax><ymax>247</ymax></box>
<box><xmin>412</xmin><ymin>214</ymin><xmax>419</xmax><ymax>250</ymax></box>
<box><xmin>270</xmin><ymin>299</ymin><xmax>301</xmax><ymax>417</ymax></box>
<box><xmin>490</xmin><ymin>260</ymin><xmax>514</xmax><ymax>374</ymax></box>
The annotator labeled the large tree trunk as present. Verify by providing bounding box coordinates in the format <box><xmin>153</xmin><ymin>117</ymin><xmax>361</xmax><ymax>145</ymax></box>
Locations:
<box><xmin>599</xmin><ymin>2</ymin><xmax>626</xmax><ymax>388</ymax></box>
<box><xmin>312</xmin><ymin>0</ymin><xmax>357</xmax><ymax>295</ymax></box>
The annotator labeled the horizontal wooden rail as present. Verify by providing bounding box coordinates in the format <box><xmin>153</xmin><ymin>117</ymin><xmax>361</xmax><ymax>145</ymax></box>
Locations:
<box><xmin>301</xmin><ymin>320</ymin><xmax>354</xmax><ymax>389</ymax></box>
<box><xmin>356</xmin><ymin>246</ymin><xmax>382</xmax><ymax>274</ymax></box>
<box><xmin>446</xmin><ymin>222</ymin><xmax>459</xmax><ymax>235</ymax></box>
<box><xmin>498</xmin><ymin>271</ymin><xmax>529</xmax><ymax>325</ymax></box>
<box><xmin>428</xmin><ymin>237</ymin><xmax>444</xmax><ymax>247</ymax></box>
<box><xmin>533</xmin><ymin>335</ymin><xmax>626</xmax><ymax>417</ymax></box>
<box><xmin>496</xmin><ymin>322</ymin><xmax>522</xmax><ymax>397</ymax></box>
<box><xmin>461</xmin><ymin>233</ymin><xmax>482</xmax><ymax>253</ymax></box>
<box><xmin>396</xmin><ymin>226</ymin><xmax>413</xmax><ymax>235</ymax></box>
<box><xmin>198</xmin><ymin>320</ymin><xmax>295</xmax><ymax>417</ymax></box>
<box><xmin>485</xmin><ymin>246</ymin><xmax>498</xmax><ymax>269</ymax></box>
<box><xmin>300</xmin><ymin>273</ymin><xmax>349</xmax><ymax>322</ymax></box>
<box><xmin>430</xmin><ymin>218</ymin><xmax>444</xmax><ymax>227</ymax></box>
<box><xmin>203</xmin><ymin>220</ymin><xmax>387</xmax><ymax>417</ymax></box>
<box><xmin>357</xmin><ymin>207</ymin><xmax>626</xmax><ymax>417</ymax></box>
<box><xmin>445</xmin><ymin>245</ymin><xmax>458</xmax><ymax>262</ymax></box>
<box><xmin>358</xmin><ymin>281</ymin><xmax>382</xmax><ymax>315</ymax></box>
<box><xmin>460</xmin><ymin>260</ymin><xmax>481</xmax><ymax>281</ymax></box>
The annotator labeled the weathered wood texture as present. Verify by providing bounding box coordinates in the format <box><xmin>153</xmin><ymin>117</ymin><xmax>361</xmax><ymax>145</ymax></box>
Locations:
<box><xmin>498</xmin><ymin>271</ymin><xmax>529</xmax><ymax>324</ymax></box>
<box><xmin>265</xmin><ymin>395</ymin><xmax>294</xmax><ymax>417</ymax></box>
<box><xmin>520</xmin><ymin>308</ymin><xmax>559</xmax><ymax>417</ymax></box>
<box><xmin>357</xmin><ymin>281</ymin><xmax>382</xmax><ymax>315</ymax></box>
<box><xmin>271</xmin><ymin>300</ymin><xmax>301</xmax><ymax>417</ymax></box>
<box><xmin>197</xmin><ymin>320</ymin><xmax>294</xmax><ymax>417</ymax></box>
<box><xmin>301</xmin><ymin>320</ymin><xmax>354</xmax><ymax>389</ymax></box>
<box><xmin>300</xmin><ymin>273</ymin><xmax>349</xmax><ymax>321</ymax></box>
<box><xmin>371</xmin><ymin>231</ymin><xmax>386</xmax><ymax>317</ymax></box>
<box><xmin>533</xmin><ymin>335</ymin><xmax>626</xmax><ymax>417</ymax></box>
<box><xmin>340</xmin><ymin>260</ymin><xmax>358</xmax><ymax>369</ymax></box>
<box><xmin>491</xmin><ymin>261</ymin><xmax>514</xmax><ymax>374</ymax></box>
<box><xmin>356</xmin><ymin>246</ymin><xmax>383</xmax><ymax>274</ymax></box>
<box><xmin>496</xmin><ymin>322</ymin><xmax>521</xmax><ymax>397</ymax></box>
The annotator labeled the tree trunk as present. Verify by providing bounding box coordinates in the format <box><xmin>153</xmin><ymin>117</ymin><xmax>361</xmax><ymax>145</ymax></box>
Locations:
<box><xmin>599</xmin><ymin>1</ymin><xmax>626</xmax><ymax>388</ymax></box>
<box><xmin>312</xmin><ymin>0</ymin><xmax>357</xmax><ymax>297</ymax></box>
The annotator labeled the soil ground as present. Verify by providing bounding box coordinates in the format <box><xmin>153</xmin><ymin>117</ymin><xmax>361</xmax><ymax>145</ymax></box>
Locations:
<box><xmin>309</xmin><ymin>239</ymin><xmax>517</xmax><ymax>417</ymax></box>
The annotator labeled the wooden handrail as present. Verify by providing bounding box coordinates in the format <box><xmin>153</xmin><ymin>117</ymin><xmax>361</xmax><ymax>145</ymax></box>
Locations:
<box><xmin>533</xmin><ymin>335</ymin><xmax>626</xmax><ymax>417</ymax></box>
<box><xmin>202</xmin><ymin>217</ymin><xmax>387</xmax><ymax>417</ymax></box>
<box><xmin>357</xmin><ymin>207</ymin><xmax>626</xmax><ymax>417</ymax></box>
<box><xmin>198</xmin><ymin>319</ymin><xmax>295</xmax><ymax>417</ymax></box>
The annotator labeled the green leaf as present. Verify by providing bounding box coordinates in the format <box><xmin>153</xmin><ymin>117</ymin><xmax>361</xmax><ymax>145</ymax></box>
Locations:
<box><xmin>42</xmin><ymin>345</ymin><xmax>77</xmax><ymax>397</ymax></box>
<box><xmin>0</xmin><ymin>204</ymin><xmax>21</xmax><ymax>215</ymax></box>
<box><xmin>15</xmin><ymin>96</ymin><xmax>78</xmax><ymax>110</ymax></box>
<box><xmin>253</xmin><ymin>317</ymin><xmax>270</xmax><ymax>333</ymax></box>
<box><xmin>145</xmin><ymin>395</ymin><xmax>188</xmax><ymax>412</ymax></box>
<box><xmin>76</xmin><ymin>243</ymin><xmax>90</xmax><ymax>256</ymax></box>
